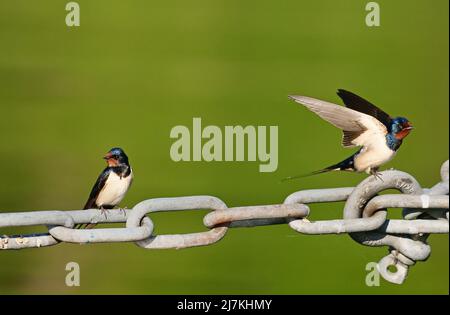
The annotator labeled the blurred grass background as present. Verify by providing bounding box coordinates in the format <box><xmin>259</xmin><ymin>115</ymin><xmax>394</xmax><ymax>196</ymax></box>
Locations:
<box><xmin>0</xmin><ymin>0</ymin><xmax>448</xmax><ymax>294</ymax></box>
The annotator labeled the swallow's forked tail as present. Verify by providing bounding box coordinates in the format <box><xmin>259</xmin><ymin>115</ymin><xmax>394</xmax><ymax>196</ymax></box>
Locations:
<box><xmin>281</xmin><ymin>154</ymin><xmax>356</xmax><ymax>182</ymax></box>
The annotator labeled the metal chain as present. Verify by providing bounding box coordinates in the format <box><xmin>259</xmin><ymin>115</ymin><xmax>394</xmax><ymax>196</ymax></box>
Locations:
<box><xmin>1</xmin><ymin>160</ymin><xmax>448</xmax><ymax>285</ymax></box>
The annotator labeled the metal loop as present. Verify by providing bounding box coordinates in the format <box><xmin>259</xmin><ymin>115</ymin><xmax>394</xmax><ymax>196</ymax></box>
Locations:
<box><xmin>48</xmin><ymin>217</ymin><xmax>153</xmax><ymax>243</ymax></box>
<box><xmin>0</xmin><ymin>208</ymin><xmax>132</xmax><ymax>229</ymax></box>
<box><xmin>285</xmin><ymin>187</ymin><xmax>360</xmax><ymax>234</ymax></box>
<box><xmin>290</xmin><ymin>194</ymin><xmax>448</xmax><ymax>235</ymax></box>
<box><xmin>403</xmin><ymin>160</ymin><xmax>449</xmax><ymax>220</ymax></box>
<box><xmin>341</xmin><ymin>170</ymin><xmax>434</xmax><ymax>285</ymax></box>
<box><xmin>0</xmin><ymin>210</ymin><xmax>75</xmax><ymax>228</ymax></box>
<box><xmin>284</xmin><ymin>187</ymin><xmax>354</xmax><ymax>204</ymax></box>
<box><xmin>343</xmin><ymin>171</ymin><xmax>429</xmax><ymax>258</ymax></box>
<box><xmin>1</xmin><ymin>234</ymin><xmax>59</xmax><ymax>250</ymax></box>
<box><xmin>0</xmin><ymin>209</ymin><xmax>140</xmax><ymax>248</ymax></box>
<box><xmin>203</xmin><ymin>203</ymin><xmax>309</xmax><ymax>228</ymax></box>
<box><xmin>363</xmin><ymin>194</ymin><xmax>449</xmax><ymax>234</ymax></box>
<box><xmin>127</xmin><ymin>196</ymin><xmax>228</xmax><ymax>249</ymax></box>
<box><xmin>288</xmin><ymin>211</ymin><xmax>387</xmax><ymax>234</ymax></box>
<box><xmin>378</xmin><ymin>218</ymin><xmax>449</xmax><ymax>234</ymax></box>
<box><xmin>377</xmin><ymin>252</ymin><xmax>411</xmax><ymax>285</ymax></box>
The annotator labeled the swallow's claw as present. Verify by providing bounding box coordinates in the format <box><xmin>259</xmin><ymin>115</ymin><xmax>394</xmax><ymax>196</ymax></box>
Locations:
<box><xmin>373</xmin><ymin>173</ymin><xmax>384</xmax><ymax>182</ymax></box>
<box><xmin>100</xmin><ymin>207</ymin><xmax>109</xmax><ymax>219</ymax></box>
<box><xmin>370</xmin><ymin>168</ymin><xmax>384</xmax><ymax>182</ymax></box>
<box><xmin>391</xmin><ymin>250</ymin><xmax>399</xmax><ymax>265</ymax></box>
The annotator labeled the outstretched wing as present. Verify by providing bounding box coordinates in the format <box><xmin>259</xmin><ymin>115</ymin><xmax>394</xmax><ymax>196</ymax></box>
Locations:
<box><xmin>289</xmin><ymin>94</ymin><xmax>388</xmax><ymax>148</ymax></box>
<box><xmin>337</xmin><ymin>89</ymin><xmax>392</xmax><ymax>128</ymax></box>
<box><xmin>83</xmin><ymin>168</ymin><xmax>111</xmax><ymax>209</ymax></box>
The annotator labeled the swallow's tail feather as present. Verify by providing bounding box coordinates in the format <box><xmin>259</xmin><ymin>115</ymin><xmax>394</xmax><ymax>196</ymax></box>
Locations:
<box><xmin>75</xmin><ymin>223</ymin><xmax>96</xmax><ymax>229</ymax></box>
<box><xmin>282</xmin><ymin>154</ymin><xmax>356</xmax><ymax>182</ymax></box>
<box><xmin>74</xmin><ymin>202</ymin><xmax>97</xmax><ymax>229</ymax></box>
<box><xmin>281</xmin><ymin>167</ymin><xmax>334</xmax><ymax>181</ymax></box>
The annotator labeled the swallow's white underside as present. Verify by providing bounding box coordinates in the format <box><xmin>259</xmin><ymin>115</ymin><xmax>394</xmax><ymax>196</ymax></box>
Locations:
<box><xmin>289</xmin><ymin>95</ymin><xmax>396</xmax><ymax>173</ymax></box>
<box><xmin>96</xmin><ymin>169</ymin><xmax>133</xmax><ymax>207</ymax></box>
<box><xmin>354</xmin><ymin>140</ymin><xmax>396</xmax><ymax>173</ymax></box>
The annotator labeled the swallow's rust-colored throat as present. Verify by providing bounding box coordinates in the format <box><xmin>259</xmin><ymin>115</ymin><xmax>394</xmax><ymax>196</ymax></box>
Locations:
<box><xmin>103</xmin><ymin>152</ymin><xmax>119</xmax><ymax>167</ymax></box>
<box><xmin>395</xmin><ymin>122</ymin><xmax>413</xmax><ymax>140</ymax></box>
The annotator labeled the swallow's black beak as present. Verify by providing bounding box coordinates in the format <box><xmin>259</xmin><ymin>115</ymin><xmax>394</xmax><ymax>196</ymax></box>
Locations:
<box><xmin>403</xmin><ymin>121</ymin><xmax>413</xmax><ymax>131</ymax></box>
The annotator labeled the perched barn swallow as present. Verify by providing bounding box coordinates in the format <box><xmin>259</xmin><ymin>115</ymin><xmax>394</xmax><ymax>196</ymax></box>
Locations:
<box><xmin>77</xmin><ymin>147</ymin><xmax>133</xmax><ymax>229</ymax></box>
<box><xmin>285</xmin><ymin>89</ymin><xmax>413</xmax><ymax>180</ymax></box>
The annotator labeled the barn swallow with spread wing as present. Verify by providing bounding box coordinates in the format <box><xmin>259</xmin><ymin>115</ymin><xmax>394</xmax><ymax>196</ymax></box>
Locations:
<box><xmin>77</xmin><ymin>147</ymin><xmax>133</xmax><ymax>229</ymax></box>
<box><xmin>285</xmin><ymin>89</ymin><xmax>413</xmax><ymax>180</ymax></box>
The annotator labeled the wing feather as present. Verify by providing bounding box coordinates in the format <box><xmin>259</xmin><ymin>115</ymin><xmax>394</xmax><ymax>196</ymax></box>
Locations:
<box><xmin>342</xmin><ymin>130</ymin><xmax>362</xmax><ymax>148</ymax></box>
<box><xmin>289</xmin><ymin>95</ymin><xmax>365</xmax><ymax>131</ymax></box>
<box><xmin>337</xmin><ymin>89</ymin><xmax>392</xmax><ymax>128</ymax></box>
<box><xmin>83</xmin><ymin>168</ymin><xmax>111</xmax><ymax>209</ymax></box>
<box><xmin>289</xmin><ymin>94</ymin><xmax>388</xmax><ymax>148</ymax></box>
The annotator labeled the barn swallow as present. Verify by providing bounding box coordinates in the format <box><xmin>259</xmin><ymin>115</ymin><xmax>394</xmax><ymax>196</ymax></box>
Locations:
<box><xmin>285</xmin><ymin>89</ymin><xmax>413</xmax><ymax>180</ymax></box>
<box><xmin>77</xmin><ymin>147</ymin><xmax>133</xmax><ymax>229</ymax></box>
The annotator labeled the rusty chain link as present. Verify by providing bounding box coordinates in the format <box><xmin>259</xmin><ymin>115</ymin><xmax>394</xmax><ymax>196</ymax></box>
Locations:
<box><xmin>1</xmin><ymin>160</ymin><xmax>448</xmax><ymax>285</ymax></box>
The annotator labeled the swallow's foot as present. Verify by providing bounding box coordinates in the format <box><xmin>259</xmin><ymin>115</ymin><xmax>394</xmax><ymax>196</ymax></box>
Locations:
<box><xmin>100</xmin><ymin>207</ymin><xmax>109</xmax><ymax>219</ymax></box>
<box><xmin>119</xmin><ymin>207</ymin><xmax>128</xmax><ymax>216</ymax></box>
<box><xmin>391</xmin><ymin>250</ymin><xmax>399</xmax><ymax>265</ymax></box>
<box><xmin>370</xmin><ymin>168</ymin><xmax>384</xmax><ymax>182</ymax></box>
<box><xmin>302</xmin><ymin>218</ymin><xmax>311</xmax><ymax>223</ymax></box>
<box><xmin>374</xmin><ymin>172</ymin><xmax>384</xmax><ymax>181</ymax></box>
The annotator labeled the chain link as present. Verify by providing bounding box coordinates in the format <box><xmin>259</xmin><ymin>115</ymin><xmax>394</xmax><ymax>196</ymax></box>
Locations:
<box><xmin>0</xmin><ymin>160</ymin><xmax>448</xmax><ymax>285</ymax></box>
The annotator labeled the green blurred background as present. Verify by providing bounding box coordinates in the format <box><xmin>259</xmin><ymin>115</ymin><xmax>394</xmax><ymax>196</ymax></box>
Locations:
<box><xmin>0</xmin><ymin>0</ymin><xmax>448</xmax><ymax>294</ymax></box>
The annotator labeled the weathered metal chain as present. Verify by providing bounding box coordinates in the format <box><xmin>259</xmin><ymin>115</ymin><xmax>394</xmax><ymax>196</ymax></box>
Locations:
<box><xmin>0</xmin><ymin>160</ymin><xmax>448</xmax><ymax>285</ymax></box>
